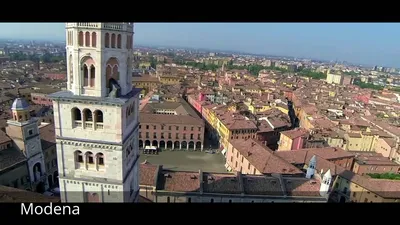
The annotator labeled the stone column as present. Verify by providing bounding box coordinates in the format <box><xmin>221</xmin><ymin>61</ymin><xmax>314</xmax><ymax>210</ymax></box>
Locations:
<box><xmin>179</xmin><ymin>143</ymin><xmax>182</xmax><ymax>150</ymax></box>
<box><xmin>172</xmin><ymin>143</ymin><xmax>175</xmax><ymax>150</ymax></box>
<box><xmin>187</xmin><ymin>144</ymin><xmax>189</xmax><ymax>151</ymax></box>
<box><xmin>201</xmin><ymin>144</ymin><xmax>204</xmax><ymax>151</ymax></box>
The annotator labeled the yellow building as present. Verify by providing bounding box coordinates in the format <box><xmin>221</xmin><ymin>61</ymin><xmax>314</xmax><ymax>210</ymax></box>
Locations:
<box><xmin>132</xmin><ymin>75</ymin><xmax>160</xmax><ymax>95</ymax></box>
<box><xmin>248</xmin><ymin>103</ymin><xmax>271</xmax><ymax>114</ymax></box>
<box><xmin>344</xmin><ymin>132</ymin><xmax>378</xmax><ymax>152</ymax></box>
<box><xmin>159</xmin><ymin>74</ymin><xmax>180</xmax><ymax>85</ymax></box>
<box><xmin>332</xmin><ymin>174</ymin><xmax>400</xmax><ymax>203</ymax></box>
<box><xmin>326</xmin><ymin>70</ymin><xmax>344</xmax><ymax>85</ymax></box>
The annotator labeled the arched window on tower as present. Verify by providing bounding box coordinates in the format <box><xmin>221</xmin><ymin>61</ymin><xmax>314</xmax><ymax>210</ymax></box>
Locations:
<box><xmin>71</xmin><ymin>107</ymin><xmax>82</xmax><ymax>128</ymax></box>
<box><xmin>91</xmin><ymin>32</ymin><xmax>97</xmax><ymax>47</ymax></box>
<box><xmin>83</xmin><ymin>108</ymin><xmax>93</xmax><ymax>129</ymax></box>
<box><xmin>78</xmin><ymin>31</ymin><xmax>84</xmax><ymax>46</ymax></box>
<box><xmin>75</xmin><ymin>150</ymin><xmax>83</xmax><ymax>169</ymax></box>
<box><xmin>85</xmin><ymin>31</ymin><xmax>90</xmax><ymax>47</ymax></box>
<box><xmin>85</xmin><ymin>152</ymin><xmax>94</xmax><ymax>166</ymax></box>
<box><xmin>105</xmin><ymin>33</ymin><xmax>110</xmax><ymax>48</ymax></box>
<box><xmin>126</xmin><ymin>35</ymin><xmax>131</xmax><ymax>49</ymax></box>
<box><xmin>90</xmin><ymin>65</ymin><xmax>95</xmax><ymax>87</ymax></box>
<box><xmin>111</xmin><ymin>33</ymin><xmax>116</xmax><ymax>48</ymax></box>
<box><xmin>117</xmin><ymin>34</ymin><xmax>121</xmax><ymax>48</ymax></box>
<box><xmin>94</xmin><ymin>110</ymin><xmax>103</xmax><ymax>129</ymax></box>
<box><xmin>112</xmin><ymin>65</ymin><xmax>119</xmax><ymax>80</ymax></box>
<box><xmin>83</xmin><ymin>64</ymin><xmax>89</xmax><ymax>87</ymax></box>
<box><xmin>96</xmin><ymin>153</ymin><xmax>105</xmax><ymax>171</ymax></box>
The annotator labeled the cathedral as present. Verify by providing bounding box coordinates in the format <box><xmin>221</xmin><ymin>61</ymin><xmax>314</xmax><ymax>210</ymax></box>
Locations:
<box><xmin>49</xmin><ymin>23</ymin><xmax>141</xmax><ymax>203</ymax></box>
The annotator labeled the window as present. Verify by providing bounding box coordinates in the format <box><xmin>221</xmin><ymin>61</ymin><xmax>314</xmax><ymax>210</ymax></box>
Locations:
<box><xmin>139</xmin><ymin>132</ymin><xmax>142</xmax><ymax>138</ymax></box>
<box><xmin>198</xmin><ymin>127</ymin><xmax>201</xmax><ymax>131</ymax></box>
<box><xmin>176</xmin><ymin>126</ymin><xmax>179</xmax><ymax>131</ymax></box>
<box><xmin>184</xmin><ymin>126</ymin><xmax>186</xmax><ymax>131</ymax></box>
<box><xmin>139</xmin><ymin>125</ymin><xmax>141</xmax><ymax>129</ymax></box>
<box><xmin>183</xmin><ymin>134</ymin><xmax>186</xmax><ymax>139</ymax></box>
<box><xmin>146</xmin><ymin>132</ymin><xmax>149</xmax><ymax>138</ymax></box>
<box><xmin>210</xmin><ymin>199</ymin><xmax>214</xmax><ymax>203</ymax></box>
<box><xmin>198</xmin><ymin>134</ymin><xmax>201</xmax><ymax>140</ymax></box>
<box><xmin>188</xmin><ymin>198</ymin><xmax>191</xmax><ymax>203</ymax></box>
<box><xmin>169</xmin><ymin>126</ymin><xmax>171</xmax><ymax>130</ymax></box>
<box><xmin>176</xmin><ymin>134</ymin><xmax>179</xmax><ymax>139</ymax></box>
<box><xmin>153</xmin><ymin>125</ymin><xmax>156</xmax><ymax>130</ymax></box>
<box><xmin>228</xmin><ymin>200</ymin><xmax>232</xmax><ymax>203</ymax></box>
<box><xmin>86</xmin><ymin>152</ymin><xmax>94</xmax><ymax>164</ymax></box>
<box><xmin>146</xmin><ymin>125</ymin><xmax>149</xmax><ymax>129</ymax></box>
<box><xmin>190</xmin><ymin>134</ymin><xmax>194</xmax><ymax>139</ymax></box>
<box><xmin>230</xmin><ymin>156</ymin><xmax>233</xmax><ymax>162</ymax></box>
<box><xmin>97</xmin><ymin>153</ymin><xmax>104</xmax><ymax>165</ymax></box>
<box><xmin>241</xmin><ymin>157</ymin><xmax>244</xmax><ymax>163</ymax></box>
<box><xmin>75</xmin><ymin>150</ymin><xmax>83</xmax><ymax>163</ymax></box>
<box><xmin>248</xmin><ymin>163</ymin><xmax>250</xmax><ymax>170</ymax></box>
<box><xmin>353</xmin><ymin>192</ymin><xmax>356</xmax><ymax>197</ymax></box>
<box><xmin>168</xmin><ymin>133</ymin><xmax>171</xmax><ymax>139</ymax></box>
<box><xmin>28</xmin><ymin>129</ymin><xmax>33</xmax><ymax>135</ymax></box>
<box><xmin>161</xmin><ymin>126</ymin><xmax>164</xmax><ymax>130</ymax></box>
<box><xmin>191</xmin><ymin>127</ymin><xmax>194</xmax><ymax>131</ymax></box>
<box><xmin>167</xmin><ymin>197</ymin><xmax>170</xmax><ymax>203</ymax></box>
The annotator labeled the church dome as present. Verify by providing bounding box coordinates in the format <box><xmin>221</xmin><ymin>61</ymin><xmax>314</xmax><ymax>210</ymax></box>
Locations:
<box><xmin>11</xmin><ymin>98</ymin><xmax>29</xmax><ymax>111</ymax></box>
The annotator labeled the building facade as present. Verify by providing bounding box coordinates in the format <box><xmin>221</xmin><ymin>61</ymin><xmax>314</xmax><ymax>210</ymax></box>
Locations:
<box><xmin>49</xmin><ymin>23</ymin><xmax>141</xmax><ymax>203</ymax></box>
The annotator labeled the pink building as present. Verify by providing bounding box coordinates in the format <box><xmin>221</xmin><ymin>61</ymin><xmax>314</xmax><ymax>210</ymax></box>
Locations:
<box><xmin>31</xmin><ymin>93</ymin><xmax>53</xmax><ymax>106</ymax></box>
<box><xmin>44</xmin><ymin>73</ymin><xmax>67</xmax><ymax>80</ymax></box>
<box><xmin>187</xmin><ymin>94</ymin><xmax>204</xmax><ymax>115</ymax></box>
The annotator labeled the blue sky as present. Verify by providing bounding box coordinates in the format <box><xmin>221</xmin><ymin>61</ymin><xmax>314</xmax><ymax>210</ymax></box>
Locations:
<box><xmin>0</xmin><ymin>23</ymin><xmax>399</xmax><ymax>67</ymax></box>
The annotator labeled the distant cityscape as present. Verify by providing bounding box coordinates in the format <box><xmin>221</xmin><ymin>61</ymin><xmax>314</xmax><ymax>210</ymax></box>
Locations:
<box><xmin>0</xmin><ymin>23</ymin><xmax>400</xmax><ymax>205</ymax></box>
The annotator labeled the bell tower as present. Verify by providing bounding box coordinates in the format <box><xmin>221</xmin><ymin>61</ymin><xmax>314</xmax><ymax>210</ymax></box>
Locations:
<box><xmin>65</xmin><ymin>23</ymin><xmax>134</xmax><ymax>97</ymax></box>
<box><xmin>50</xmin><ymin>23</ymin><xmax>140</xmax><ymax>203</ymax></box>
<box><xmin>6</xmin><ymin>94</ymin><xmax>48</xmax><ymax>192</ymax></box>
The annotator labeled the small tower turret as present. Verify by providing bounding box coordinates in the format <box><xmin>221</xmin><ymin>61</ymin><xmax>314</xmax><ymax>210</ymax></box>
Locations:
<box><xmin>319</xmin><ymin>169</ymin><xmax>332</xmax><ymax>198</ymax></box>
<box><xmin>11</xmin><ymin>90</ymin><xmax>30</xmax><ymax>122</ymax></box>
<box><xmin>306</xmin><ymin>155</ymin><xmax>317</xmax><ymax>179</ymax></box>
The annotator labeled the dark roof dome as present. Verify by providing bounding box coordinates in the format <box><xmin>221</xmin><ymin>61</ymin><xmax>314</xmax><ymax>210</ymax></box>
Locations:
<box><xmin>11</xmin><ymin>98</ymin><xmax>29</xmax><ymax>111</ymax></box>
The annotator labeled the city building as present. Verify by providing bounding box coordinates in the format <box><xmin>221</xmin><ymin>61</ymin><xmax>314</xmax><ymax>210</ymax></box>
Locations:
<box><xmin>139</xmin><ymin>163</ymin><xmax>329</xmax><ymax>203</ymax></box>
<box><xmin>351</xmin><ymin>152</ymin><xmax>400</xmax><ymax>175</ymax></box>
<box><xmin>139</xmin><ymin>100</ymin><xmax>205</xmax><ymax>150</ymax></box>
<box><xmin>49</xmin><ymin>23</ymin><xmax>141</xmax><ymax>202</ymax></box>
<box><xmin>1</xmin><ymin>96</ymin><xmax>52</xmax><ymax>192</ymax></box>
<box><xmin>277</xmin><ymin>128</ymin><xmax>309</xmax><ymax>151</ymax></box>
<box><xmin>326</xmin><ymin>70</ymin><xmax>344</xmax><ymax>85</ymax></box>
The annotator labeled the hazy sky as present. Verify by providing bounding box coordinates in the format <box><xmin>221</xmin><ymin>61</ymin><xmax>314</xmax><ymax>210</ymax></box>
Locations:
<box><xmin>0</xmin><ymin>23</ymin><xmax>399</xmax><ymax>67</ymax></box>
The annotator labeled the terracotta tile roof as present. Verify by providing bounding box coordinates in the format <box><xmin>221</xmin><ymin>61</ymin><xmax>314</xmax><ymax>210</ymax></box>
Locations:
<box><xmin>243</xmin><ymin>175</ymin><xmax>283</xmax><ymax>196</ymax></box>
<box><xmin>230</xmin><ymin>139</ymin><xmax>303</xmax><ymax>175</ymax></box>
<box><xmin>140</xmin><ymin>164</ymin><xmax>159</xmax><ymax>186</ymax></box>
<box><xmin>280</xmin><ymin>128</ymin><xmax>308</xmax><ymax>140</ymax></box>
<box><xmin>162</xmin><ymin>171</ymin><xmax>201</xmax><ymax>192</ymax></box>
<box><xmin>0</xmin><ymin>129</ymin><xmax>11</xmax><ymax>144</ymax></box>
<box><xmin>39</xmin><ymin>123</ymin><xmax>56</xmax><ymax>150</ymax></box>
<box><xmin>203</xmin><ymin>173</ymin><xmax>242</xmax><ymax>194</ymax></box>
<box><xmin>0</xmin><ymin>147</ymin><xmax>26</xmax><ymax>172</ymax></box>
<box><xmin>0</xmin><ymin>185</ymin><xmax>60</xmax><ymax>202</ymax></box>
<box><xmin>139</xmin><ymin>113</ymin><xmax>204</xmax><ymax>126</ymax></box>
<box><xmin>352</xmin><ymin>152</ymin><xmax>398</xmax><ymax>166</ymax></box>
<box><xmin>132</xmin><ymin>75</ymin><xmax>159</xmax><ymax>83</ymax></box>
<box><xmin>283</xmin><ymin>178</ymin><xmax>321</xmax><ymax>197</ymax></box>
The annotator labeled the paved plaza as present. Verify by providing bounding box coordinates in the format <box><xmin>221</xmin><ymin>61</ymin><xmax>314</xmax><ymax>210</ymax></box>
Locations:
<box><xmin>139</xmin><ymin>150</ymin><xmax>227</xmax><ymax>173</ymax></box>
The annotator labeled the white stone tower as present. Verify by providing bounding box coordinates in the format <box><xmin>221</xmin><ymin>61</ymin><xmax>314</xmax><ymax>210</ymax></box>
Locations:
<box><xmin>306</xmin><ymin>155</ymin><xmax>316</xmax><ymax>179</ymax></box>
<box><xmin>50</xmin><ymin>23</ymin><xmax>140</xmax><ymax>203</ymax></box>
<box><xmin>319</xmin><ymin>169</ymin><xmax>332</xmax><ymax>198</ymax></box>
<box><xmin>6</xmin><ymin>94</ymin><xmax>48</xmax><ymax>192</ymax></box>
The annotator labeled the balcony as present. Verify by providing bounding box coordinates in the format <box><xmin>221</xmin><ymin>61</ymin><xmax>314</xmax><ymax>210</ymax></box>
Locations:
<box><xmin>74</xmin><ymin>121</ymin><xmax>83</xmax><ymax>128</ymax></box>
<box><xmin>84</xmin><ymin>121</ymin><xmax>93</xmax><ymax>129</ymax></box>
<box><xmin>96</xmin><ymin>123</ymin><xmax>104</xmax><ymax>129</ymax></box>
